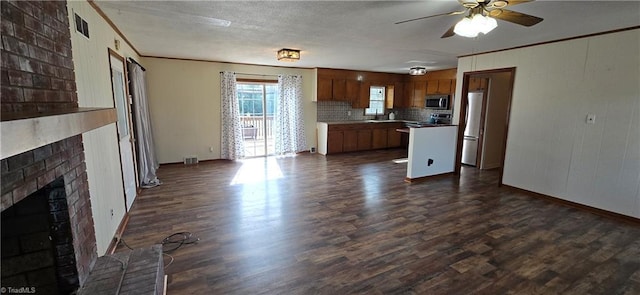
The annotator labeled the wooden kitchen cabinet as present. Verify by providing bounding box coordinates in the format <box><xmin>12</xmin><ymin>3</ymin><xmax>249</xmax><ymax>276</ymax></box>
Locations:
<box><xmin>343</xmin><ymin>130</ymin><xmax>358</xmax><ymax>152</ymax></box>
<box><xmin>393</xmin><ymin>82</ymin><xmax>409</xmax><ymax>108</ymax></box>
<box><xmin>332</xmin><ymin>79</ymin><xmax>346</xmax><ymax>101</ymax></box>
<box><xmin>357</xmin><ymin>130</ymin><xmax>372</xmax><ymax>151</ymax></box>
<box><xmin>387</xmin><ymin>127</ymin><xmax>402</xmax><ymax>148</ymax></box>
<box><xmin>426</xmin><ymin>79</ymin><xmax>453</xmax><ymax>95</ymax></box>
<box><xmin>437</xmin><ymin>79</ymin><xmax>452</xmax><ymax>94</ymax></box>
<box><xmin>412</xmin><ymin>81</ymin><xmax>426</xmax><ymax>107</ymax></box>
<box><xmin>321</xmin><ymin>122</ymin><xmax>405</xmax><ymax>155</ymax></box>
<box><xmin>426</xmin><ymin>80</ymin><xmax>439</xmax><ymax>95</ymax></box>
<box><xmin>318</xmin><ymin>77</ymin><xmax>333</xmax><ymax>101</ymax></box>
<box><xmin>403</xmin><ymin>81</ymin><xmax>414</xmax><ymax>107</ymax></box>
<box><xmin>327</xmin><ymin>131</ymin><xmax>343</xmax><ymax>154</ymax></box>
<box><xmin>352</xmin><ymin>81</ymin><xmax>370</xmax><ymax>108</ymax></box>
<box><xmin>372</xmin><ymin>128</ymin><xmax>388</xmax><ymax>149</ymax></box>
<box><xmin>468</xmin><ymin>78</ymin><xmax>488</xmax><ymax>91</ymax></box>
<box><xmin>345</xmin><ymin>80</ymin><xmax>360</xmax><ymax>104</ymax></box>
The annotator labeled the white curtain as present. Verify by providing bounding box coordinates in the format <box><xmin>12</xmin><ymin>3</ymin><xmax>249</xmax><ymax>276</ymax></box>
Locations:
<box><xmin>220</xmin><ymin>72</ymin><xmax>245</xmax><ymax>159</ymax></box>
<box><xmin>274</xmin><ymin>75</ymin><xmax>307</xmax><ymax>155</ymax></box>
<box><xmin>127</xmin><ymin>60</ymin><xmax>161</xmax><ymax>188</ymax></box>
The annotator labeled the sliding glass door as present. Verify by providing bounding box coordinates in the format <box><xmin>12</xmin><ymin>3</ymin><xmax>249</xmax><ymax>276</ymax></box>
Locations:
<box><xmin>236</xmin><ymin>82</ymin><xmax>277</xmax><ymax>157</ymax></box>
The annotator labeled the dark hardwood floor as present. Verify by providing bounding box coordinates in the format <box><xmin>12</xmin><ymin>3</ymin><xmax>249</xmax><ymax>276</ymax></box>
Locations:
<box><xmin>117</xmin><ymin>149</ymin><xmax>640</xmax><ymax>294</ymax></box>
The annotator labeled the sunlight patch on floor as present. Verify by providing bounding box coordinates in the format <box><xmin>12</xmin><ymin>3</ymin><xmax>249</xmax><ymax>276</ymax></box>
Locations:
<box><xmin>230</xmin><ymin>157</ymin><xmax>285</xmax><ymax>185</ymax></box>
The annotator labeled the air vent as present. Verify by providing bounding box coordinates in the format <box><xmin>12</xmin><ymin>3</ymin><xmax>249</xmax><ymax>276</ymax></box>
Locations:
<box><xmin>74</xmin><ymin>13</ymin><xmax>89</xmax><ymax>38</ymax></box>
<box><xmin>183</xmin><ymin>156</ymin><xmax>199</xmax><ymax>165</ymax></box>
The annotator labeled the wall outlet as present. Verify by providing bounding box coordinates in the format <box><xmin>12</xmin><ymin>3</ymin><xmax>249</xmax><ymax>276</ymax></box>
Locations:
<box><xmin>347</xmin><ymin>111</ymin><xmax>352</xmax><ymax>116</ymax></box>
<box><xmin>209</xmin><ymin>146</ymin><xmax>214</xmax><ymax>152</ymax></box>
<box><xmin>586</xmin><ymin>114</ymin><xmax>596</xmax><ymax>124</ymax></box>
<box><xmin>110</xmin><ymin>209</ymin><xmax>114</xmax><ymax>218</ymax></box>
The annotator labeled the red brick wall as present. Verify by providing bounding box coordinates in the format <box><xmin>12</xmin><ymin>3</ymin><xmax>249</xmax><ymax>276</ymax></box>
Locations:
<box><xmin>1</xmin><ymin>0</ymin><xmax>97</xmax><ymax>287</ymax></box>
<box><xmin>1</xmin><ymin>0</ymin><xmax>78</xmax><ymax>113</ymax></box>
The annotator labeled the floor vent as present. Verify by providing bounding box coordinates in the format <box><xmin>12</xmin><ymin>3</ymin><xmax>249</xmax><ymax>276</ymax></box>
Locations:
<box><xmin>184</xmin><ymin>156</ymin><xmax>199</xmax><ymax>165</ymax></box>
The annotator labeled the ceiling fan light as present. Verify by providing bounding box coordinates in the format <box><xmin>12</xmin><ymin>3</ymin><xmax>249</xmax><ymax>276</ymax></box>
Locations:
<box><xmin>454</xmin><ymin>17</ymin><xmax>478</xmax><ymax>38</ymax></box>
<box><xmin>409</xmin><ymin>66</ymin><xmax>427</xmax><ymax>75</ymax></box>
<box><xmin>478</xmin><ymin>15</ymin><xmax>498</xmax><ymax>34</ymax></box>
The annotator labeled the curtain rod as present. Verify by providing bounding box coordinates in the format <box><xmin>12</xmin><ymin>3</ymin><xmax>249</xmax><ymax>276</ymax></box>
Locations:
<box><xmin>127</xmin><ymin>57</ymin><xmax>146</xmax><ymax>71</ymax></box>
<box><xmin>220</xmin><ymin>71</ymin><xmax>278</xmax><ymax>77</ymax></box>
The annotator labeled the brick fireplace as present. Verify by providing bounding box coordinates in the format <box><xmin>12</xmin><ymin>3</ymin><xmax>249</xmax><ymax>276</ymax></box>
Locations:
<box><xmin>1</xmin><ymin>0</ymin><xmax>101</xmax><ymax>290</ymax></box>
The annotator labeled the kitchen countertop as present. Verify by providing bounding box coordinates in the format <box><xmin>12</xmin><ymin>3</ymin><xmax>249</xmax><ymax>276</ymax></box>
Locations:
<box><xmin>318</xmin><ymin>120</ymin><xmax>415</xmax><ymax>125</ymax></box>
<box><xmin>317</xmin><ymin>120</ymin><xmax>457</xmax><ymax>128</ymax></box>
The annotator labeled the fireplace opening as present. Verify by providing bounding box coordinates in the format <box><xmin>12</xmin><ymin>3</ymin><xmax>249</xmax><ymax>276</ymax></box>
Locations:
<box><xmin>1</xmin><ymin>177</ymin><xmax>80</xmax><ymax>294</ymax></box>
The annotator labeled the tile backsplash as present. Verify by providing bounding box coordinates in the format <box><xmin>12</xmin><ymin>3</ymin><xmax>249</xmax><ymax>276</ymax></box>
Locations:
<box><xmin>317</xmin><ymin>101</ymin><xmax>452</xmax><ymax>122</ymax></box>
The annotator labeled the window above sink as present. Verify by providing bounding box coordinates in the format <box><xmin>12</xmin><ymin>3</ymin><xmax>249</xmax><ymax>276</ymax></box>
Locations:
<box><xmin>365</xmin><ymin>86</ymin><xmax>386</xmax><ymax>116</ymax></box>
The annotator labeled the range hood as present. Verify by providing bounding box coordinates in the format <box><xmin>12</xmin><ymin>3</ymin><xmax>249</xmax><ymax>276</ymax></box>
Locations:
<box><xmin>1</xmin><ymin>108</ymin><xmax>117</xmax><ymax>160</ymax></box>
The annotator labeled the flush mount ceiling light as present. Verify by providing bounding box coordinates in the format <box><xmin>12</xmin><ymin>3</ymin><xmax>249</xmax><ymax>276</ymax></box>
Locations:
<box><xmin>277</xmin><ymin>48</ymin><xmax>300</xmax><ymax>62</ymax></box>
<box><xmin>409</xmin><ymin>66</ymin><xmax>427</xmax><ymax>76</ymax></box>
<box><xmin>453</xmin><ymin>13</ymin><xmax>498</xmax><ymax>38</ymax></box>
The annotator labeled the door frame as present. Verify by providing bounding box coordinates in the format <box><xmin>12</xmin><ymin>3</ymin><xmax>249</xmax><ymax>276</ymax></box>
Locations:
<box><xmin>108</xmin><ymin>48</ymin><xmax>139</xmax><ymax>209</ymax></box>
<box><xmin>454</xmin><ymin>67</ymin><xmax>516</xmax><ymax>186</ymax></box>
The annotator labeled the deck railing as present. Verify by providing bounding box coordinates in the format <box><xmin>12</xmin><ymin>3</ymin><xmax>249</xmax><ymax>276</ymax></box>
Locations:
<box><xmin>240</xmin><ymin>116</ymin><xmax>274</xmax><ymax>140</ymax></box>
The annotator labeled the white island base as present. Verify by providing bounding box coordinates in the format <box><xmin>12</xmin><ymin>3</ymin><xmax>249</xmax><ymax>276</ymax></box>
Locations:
<box><xmin>405</xmin><ymin>126</ymin><xmax>458</xmax><ymax>181</ymax></box>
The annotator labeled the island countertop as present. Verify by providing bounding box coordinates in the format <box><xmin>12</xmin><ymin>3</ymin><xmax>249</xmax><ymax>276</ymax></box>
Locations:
<box><xmin>317</xmin><ymin>120</ymin><xmax>416</xmax><ymax>125</ymax></box>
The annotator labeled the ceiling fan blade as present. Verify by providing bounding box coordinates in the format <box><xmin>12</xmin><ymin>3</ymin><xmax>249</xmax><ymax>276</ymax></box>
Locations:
<box><xmin>486</xmin><ymin>0</ymin><xmax>533</xmax><ymax>8</ymax></box>
<box><xmin>395</xmin><ymin>10</ymin><xmax>466</xmax><ymax>25</ymax></box>
<box><xmin>489</xmin><ymin>9</ymin><xmax>543</xmax><ymax>26</ymax></box>
<box><xmin>502</xmin><ymin>0</ymin><xmax>533</xmax><ymax>6</ymax></box>
<box><xmin>441</xmin><ymin>24</ymin><xmax>457</xmax><ymax>38</ymax></box>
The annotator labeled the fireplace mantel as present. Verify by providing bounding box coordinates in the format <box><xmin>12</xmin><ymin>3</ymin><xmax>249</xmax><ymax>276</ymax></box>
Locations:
<box><xmin>1</xmin><ymin>108</ymin><xmax>117</xmax><ymax>160</ymax></box>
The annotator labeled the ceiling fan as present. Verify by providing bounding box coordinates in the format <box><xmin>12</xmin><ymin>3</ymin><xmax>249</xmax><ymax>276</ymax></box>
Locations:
<box><xmin>395</xmin><ymin>0</ymin><xmax>543</xmax><ymax>38</ymax></box>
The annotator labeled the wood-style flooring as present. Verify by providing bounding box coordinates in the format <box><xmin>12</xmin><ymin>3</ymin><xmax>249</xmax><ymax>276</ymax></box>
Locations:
<box><xmin>118</xmin><ymin>149</ymin><xmax>640</xmax><ymax>294</ymax></box>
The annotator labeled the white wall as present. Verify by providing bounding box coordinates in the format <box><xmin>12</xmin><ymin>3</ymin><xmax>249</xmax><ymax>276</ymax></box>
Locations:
<box><xmin>142</xmin><ymin>57</ymin><xmax>317</xmax><ymax>164</ymax></box>
<box><xmin>480</xmin><ymin>72</ymin><xmax>511</xmax><ymax>169</ymax></box>
<box><xmin>67</xmin><ymin>1</ymin><xmax>141</xmax><ymax>254</ymax></box>
<box><xmin>454</xmin><ymin>29</ymin><xmax>640</xmax><ymax>218</ymax></box>
<box><xmin>407</xmin><ymin>126</ymin><xmax>458</xmax><ymax>179</ymax></box>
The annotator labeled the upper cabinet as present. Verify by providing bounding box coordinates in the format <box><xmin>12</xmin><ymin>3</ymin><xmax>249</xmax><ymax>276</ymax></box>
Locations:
<box><xmin>352</xmin><ymin>81</ymin><xmax>369</xmax><ymax>109</ymax></box>
<box><xmin>315</xmin><ymin>68</ymin><xmax>457</xmax><ymax>109</ymax></box>
<box><xmin>332</xmin><ymin>79</ymin><xmax>346</xmax><ymax>100</ymax></box>
<box><xmin>412</xmin><ymin>81</ymin><xmax>426</xmax><ymax>107</ymax></box>
<box><xmin>345</xmin><ymin>80</ymin><xmax>360</xmax><ymax>103</ymax></box>
<box><xmin>317</xmin><ymin>77</ymin><xmax>333</xmax><ymax>101</ymax></box>
<box><xmin>426</xmin><ymin>79</ymin><xmax>453</xmax><ymax>95</ymax></box>
<box><xmin>468</xmin><ymin>77</ymin><xmax>488</xmax><ymax>91</ymax></box>
<box><xmin>393</xmin><ymin>82</ymin><xmax>408</xmax><ymax>108</ymax></box>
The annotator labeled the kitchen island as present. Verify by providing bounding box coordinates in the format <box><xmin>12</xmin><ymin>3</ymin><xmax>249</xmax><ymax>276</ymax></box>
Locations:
<box><xmin>402</xmin><ymin>125</ymin><xmax>458</xmax><ymax>181</ymax></box>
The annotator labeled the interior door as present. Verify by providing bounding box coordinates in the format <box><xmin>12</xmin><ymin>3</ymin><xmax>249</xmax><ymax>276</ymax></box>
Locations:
<box><xmin>109</xmin><ymin>52</ymin><xmax>137</xmax><ymax>210</ymax></box>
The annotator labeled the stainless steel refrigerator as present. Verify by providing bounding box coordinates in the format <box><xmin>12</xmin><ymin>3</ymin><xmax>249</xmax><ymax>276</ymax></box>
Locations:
<box><xmin>462</xmin><ymin>92</ymin><xmax>484</xmax><ymax>166</ymax></box>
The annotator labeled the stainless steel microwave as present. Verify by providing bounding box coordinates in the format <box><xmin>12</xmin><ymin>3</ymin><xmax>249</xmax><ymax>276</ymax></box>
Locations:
<box><xmin>425</xmin><ymin>95</ymin><xmax>450</xmax><ymax>109</ymax></box>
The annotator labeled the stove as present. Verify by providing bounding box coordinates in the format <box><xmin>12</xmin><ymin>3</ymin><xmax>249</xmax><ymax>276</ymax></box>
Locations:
<box><xmin>429</xmin><ymin>113</ymin><xmax>452</xmax><ymax>125</ymax></box>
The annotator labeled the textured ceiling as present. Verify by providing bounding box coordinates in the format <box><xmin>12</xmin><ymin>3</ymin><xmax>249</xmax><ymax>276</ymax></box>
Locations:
<box><xmin>94</xmin><ymin>1</ymin><xmax>640</xmax><ymax>73</ymax></box>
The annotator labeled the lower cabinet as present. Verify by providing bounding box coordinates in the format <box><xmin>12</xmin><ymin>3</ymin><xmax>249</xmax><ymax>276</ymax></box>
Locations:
<box><xmin>357</xmin><ymin>130</ymin><xmax>372</xmax><ymax>150</ymax></box>
<box><xmin>327</xmin><ymin>131</ymin><xmax>344</xmax><ymax>154</ymax></box>
<box><xmin>343</xmin><ymin>130</ymin><xmax>358</xmax><ymax>152</ymax></box>
<box><xmin>387</xmin><ymin>128</ymin><xmax>401</xmax><ymax>148</ymax></box>
<box><xmin>324</xmin><ymin>122</ymin><xmax>403</xmax><ymax>154</ymax></box>
<box><xmin>372</xmin><ymin>129</ymin><xmax>388</xmax><ymax>149</ymax></box>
